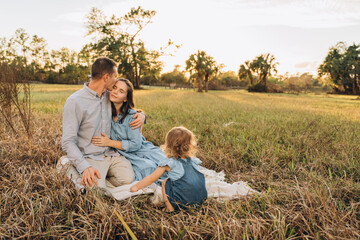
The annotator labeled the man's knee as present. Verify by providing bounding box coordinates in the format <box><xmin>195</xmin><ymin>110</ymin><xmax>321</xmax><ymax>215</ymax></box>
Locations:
<box><xmin>119</xmin><ymin>158</ymin><xmax>134</xmax><ymax>184</ymax></box>
<box><xmin>122</xmin><ymin>170</ymin><xmax>135</xmax><ymax>185</ymax></box>
<box><xmin>108</xmin><ymin>156</ymin><xmax>135</xmax><ymax>186</ymax></box>
<box><xmin>108</xmin><ymin>170</ymin><xmax>134</xmax><ymax>186</ymax></box>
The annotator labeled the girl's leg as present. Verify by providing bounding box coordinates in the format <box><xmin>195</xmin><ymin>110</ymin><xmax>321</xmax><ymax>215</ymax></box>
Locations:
<box><xmin>161</xmin><ymin>178</ymin><xmax>175</xmax><ymax>212</ymax></box>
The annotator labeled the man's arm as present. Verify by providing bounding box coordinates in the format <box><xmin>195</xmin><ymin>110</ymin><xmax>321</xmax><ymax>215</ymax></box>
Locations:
<box><xmin>129</xmin><ymin>111</ymin><xmax>146</xmax><ymax>132</ymax></box>
<box><xmin>62</xmin><ymin>99</ymin><xmax>100</xmax><ymax>186</ymax></box>
<box><xmin>61</xmin><ymin>98</ymin><xmax>91</xmax><ymax>174</ymax></box>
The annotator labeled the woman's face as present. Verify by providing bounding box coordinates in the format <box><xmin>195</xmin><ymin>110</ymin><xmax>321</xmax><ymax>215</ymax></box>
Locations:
<box><xmin>110</xmin><ymin>81</ymin><xmax>128</xmax><ymax>104</ymax></box>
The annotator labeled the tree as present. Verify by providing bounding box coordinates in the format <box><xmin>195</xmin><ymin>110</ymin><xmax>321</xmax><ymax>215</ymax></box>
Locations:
<box><xmin>219</xmin><ymin>71</ymin><xmax>239</xmax><ymax>87</ymax></box>
<box><xmin>319</xmin><ymin>42</ymin><xmax>360</xmax><ymax>94</ymax></box>
<box><xmin>238</xmin><ymin>61</ymin><xmax>254</xmax><ymax>85</ymax></box>
<box><xmin>1</xmin><ymin>28</ymin><xmax>93</xmax><ymax>84</ymax></box>
<box><xmin>29</xmin><ymin>35</ymin><xmax>48</xmax><ymax>81</ymax></box>
<box><xmin>85</xmin><ymin>7</ymin><xmax>176</xmax><ymax>88</ymax></box>
<box><xmin>238</xmin><ymin>53</ymin><xmax>278</xmax><ymax>92</ymax></box>
<box><xmin>185</xmin><ymin>51</ymin><xmax>218</xmax><ymax>92</ymax></box>
<box><xmin>250</xmin><ymin>53</ymin><xmax>278</xmax><ymax>87</ymax></box>
<box><xmin>161</xmin><ymin>65</ymin><xmax>187</xmax><ymax>85</ymax></box>
<box><xmin>203</xmin><ymin>55</ymin><xmax>218</xmax><ymax>92</ymax></box>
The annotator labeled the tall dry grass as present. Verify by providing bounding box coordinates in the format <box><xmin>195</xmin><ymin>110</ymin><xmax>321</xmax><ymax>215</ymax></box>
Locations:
<box><xmin>0</xmin><ymin>85</ymin><xmax>359</xmax><ymax>239</ymax></box>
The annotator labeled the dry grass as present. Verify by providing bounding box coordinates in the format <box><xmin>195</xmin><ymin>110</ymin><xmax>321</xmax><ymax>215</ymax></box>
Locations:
<box><xmin>0</xmin><ymin>85</ymin><xmax>359</xmax><ymax>239</ymax></box>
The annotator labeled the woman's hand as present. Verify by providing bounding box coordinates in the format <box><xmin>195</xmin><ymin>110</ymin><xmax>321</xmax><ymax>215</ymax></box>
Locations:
<box><xmin>129</xmin><ymin>112</ymin><xmax>146</xmax><ymax>132</ymax></box>
<box><xmin>130</xmin><ymin>185</ymin><xmax>139</xmax><ymax>192</ymax></box>
<box><xmin>92</xmin><ymin>132</ymin><xmax>111</xmax><ymax>147</ymax></box>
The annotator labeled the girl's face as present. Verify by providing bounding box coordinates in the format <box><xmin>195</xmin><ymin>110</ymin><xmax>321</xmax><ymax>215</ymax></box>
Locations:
<box><xmin>110</xmin><ymin>81</ymin><xmax>128</xmax><ymax>104</ymax></box>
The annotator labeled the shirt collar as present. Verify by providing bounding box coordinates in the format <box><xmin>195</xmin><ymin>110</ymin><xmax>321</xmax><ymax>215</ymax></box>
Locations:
<box><xmin>115</xmin><ymin>109</ymin><xmax>136</xmax><ymax>123</ymax></box>
<box><xmin>83</xmin><ymin>82</ymin><xmax>107</xmax><ymax>98</ymax></box>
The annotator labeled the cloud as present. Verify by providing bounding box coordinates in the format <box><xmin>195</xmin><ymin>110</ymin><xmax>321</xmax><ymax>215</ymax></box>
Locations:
<box><xmin>294</xmin><ymin>61</ymin><xmax>319</xmax><ymax>73</ymax></box>
<box><xmin>59</xmin><ymin>29</ymin><xmax>86</xmax><ymax>37</ymax></box>
<box><xmin>55</xmin><ymin>11</ymin><xmax>88</xmax><ymax>24</ymax></box>
<box><xmin>227</xmin><ymin>0</ymin><xmax>360</xmax><ymax>28</ymax></box>
<box><xmin>295</xmin><ymin>62</ymin><xmax>311</xmax><ymax>68</ymax></box>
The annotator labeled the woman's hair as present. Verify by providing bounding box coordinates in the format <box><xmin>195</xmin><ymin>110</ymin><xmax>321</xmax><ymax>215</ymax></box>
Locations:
<box><xmin>164</xmin><ymin>126</ymin><xmax>197</xmax><ymax>159</ymax></box>
<box><xmin>111</xmin><ymin>78</ymin><xmax>136</xmax><ymax>123</ymax></box>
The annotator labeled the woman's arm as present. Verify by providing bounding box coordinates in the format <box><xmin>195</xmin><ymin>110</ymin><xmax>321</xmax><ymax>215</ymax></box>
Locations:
<box><xmin>92</xmin><ymin>115</ymin><xmax>143</xmax><ymax>151</ymax></box>
<box><xmin>91</xmin><ymin>133</ymin><xmax>125</xmax><ymax>150</ymax></box>
<box><xmin>130</xmin><ymin>166</ymin><xmax>170</xmax><ymax>192</ymax></box>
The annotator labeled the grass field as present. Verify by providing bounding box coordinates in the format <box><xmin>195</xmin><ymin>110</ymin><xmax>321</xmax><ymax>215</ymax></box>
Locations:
<box><xmin>1</xmin><ymin>84</ymin><xmax>359</xmax><ymax>239</ymax></box>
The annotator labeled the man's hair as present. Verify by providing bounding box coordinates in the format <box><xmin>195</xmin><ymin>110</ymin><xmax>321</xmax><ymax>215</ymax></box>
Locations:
<box><xmin>91</xmin><ymin>57</ymin><xmax>117</xmax><ymax>79</ymax></box>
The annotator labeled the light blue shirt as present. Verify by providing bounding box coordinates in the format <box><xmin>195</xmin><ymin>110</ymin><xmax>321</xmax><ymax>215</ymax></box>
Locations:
<box><xmin>110</xmin><ymin>109</ymin><xmax>143</xmax><ymax>153</ymax></box>
<box><xmin>158</xmin><ymin>157</ymin><xmax>202</xmax><ymax>181</ymax></box>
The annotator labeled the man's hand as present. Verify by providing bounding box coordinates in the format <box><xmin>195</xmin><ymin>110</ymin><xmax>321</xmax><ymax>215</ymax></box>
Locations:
<box><xmin>130</xmin><ymin>112</ymin><xmax>145</xmax><ymax>132</ymax></box>
<box><xmin>81</xmin><ymin>167</ymin><xmax>100</xmax><ymax>187</ymax></box>
<box><xmin>130</xmin><ymin>185</ymin><xmax>139</xmax><ymax>192</ymax></box>
<box><xmin>91</xmin><ymin>133</ymin><xmax>111</xmax><ymax>147</ymax></box>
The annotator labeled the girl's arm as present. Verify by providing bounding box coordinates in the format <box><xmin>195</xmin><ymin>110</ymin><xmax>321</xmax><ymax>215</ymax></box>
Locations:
<box><xmin>130</xmin><ymin>166</ymin><xmax>170</xmax><ymax>192</ymax></box>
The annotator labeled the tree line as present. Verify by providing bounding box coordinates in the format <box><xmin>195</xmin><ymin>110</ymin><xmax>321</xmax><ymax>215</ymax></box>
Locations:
<box><xmin>0</xmin><ymin>6</ymin><xmax>359</xmax><ymax>94</ymax></box>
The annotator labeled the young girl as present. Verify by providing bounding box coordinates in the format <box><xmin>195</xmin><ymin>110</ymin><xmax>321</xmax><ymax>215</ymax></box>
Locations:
<box><xmin>130</xmin><ymin>126</ymin><xmax>208</xmax><ymax>212</ymax></box>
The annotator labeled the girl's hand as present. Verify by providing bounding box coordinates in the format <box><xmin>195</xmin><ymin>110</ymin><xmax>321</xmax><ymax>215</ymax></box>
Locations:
<box><xmin>92</xmin><ymin>132</ymin><xmax>111</xmax><ymax>147</ymax></box>
<box><xmin>130</xmin><ymin>185</ymin><xmax>139</xmax><ymax>192</ymax></box>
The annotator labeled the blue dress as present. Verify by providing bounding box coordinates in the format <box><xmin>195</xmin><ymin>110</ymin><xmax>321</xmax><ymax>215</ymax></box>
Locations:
<box><xmin>110</xmin><ymin>109</ymin><xmax>167</xmax><ymax>182</ymax></box>
<box><xmin>159</xmin><ymin>157</ymin><xmax>207</xmax><ymax>210</ymax></box>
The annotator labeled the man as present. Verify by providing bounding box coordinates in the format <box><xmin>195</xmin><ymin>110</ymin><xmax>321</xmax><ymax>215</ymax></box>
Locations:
<box><xmin>62</xmin><ymin>57</ymin><xmax>145</xmax><ymax>188</ymax></box>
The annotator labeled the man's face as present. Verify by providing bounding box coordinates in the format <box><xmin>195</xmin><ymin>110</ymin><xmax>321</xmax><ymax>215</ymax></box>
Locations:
<box><xmin>105</xmin><ymin>66</ymin><xmax>118</xmax><ymax>91</ymax></box>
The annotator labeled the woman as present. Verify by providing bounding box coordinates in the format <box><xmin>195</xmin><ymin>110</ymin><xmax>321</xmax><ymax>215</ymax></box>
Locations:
<box><xmin>91</xmin><ymin>78</ymin><xmax>167</xmax><ymax>182</ymax></box>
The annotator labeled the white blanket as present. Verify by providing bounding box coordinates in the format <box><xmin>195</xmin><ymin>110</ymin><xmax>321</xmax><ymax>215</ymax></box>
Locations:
<box><xmin>57</xmin><ymin>157</ymin><xmax>258</xmax><ymax>202</ymax></box>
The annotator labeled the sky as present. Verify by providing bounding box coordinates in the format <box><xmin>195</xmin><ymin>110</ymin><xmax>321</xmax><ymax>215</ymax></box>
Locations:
<box><xmin>1</xmin><ymin>0</ymin><xmax>360</xmax><ymax>76</ymax></box>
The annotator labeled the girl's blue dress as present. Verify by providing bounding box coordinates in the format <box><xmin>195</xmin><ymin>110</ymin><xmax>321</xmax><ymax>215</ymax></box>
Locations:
<box><xmin>110</xmin><ymin>109</ymin><xmax>167</xmax><ymax>182</ymax></box>
<box><xmin>159</xmin><ymin>157</ymin><xmax>207</xmax><ymax>210</ymax></box>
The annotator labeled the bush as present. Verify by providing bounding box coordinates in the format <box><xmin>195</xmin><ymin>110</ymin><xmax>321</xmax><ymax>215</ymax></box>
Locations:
<box><xmin>0</xmin><ymin>62</ymin><xmax>32</xmax><ymax>138</ymax></box>
<box><xmin>248</xmin><ymin>82</ymin><xmax>268</xmax><ymax>92</ymax></box>
<box><xmin>248</xmin><ymin>82</ymin><xmax>283</xmax><ymax>93</ymax></box>
<box><xmin>160</xmin><ymin>69</ymin><xmax>187</xmax><ymax>85</ymax></box>
<box><xmin>267</xmin><ymin>83</ymin><xmax>284</xmax><ymax>93</ymax></box>
<box><xmin>207</xmin><ymin>81</ymin><xmax>228</xmax><ymax>90</ymax></box>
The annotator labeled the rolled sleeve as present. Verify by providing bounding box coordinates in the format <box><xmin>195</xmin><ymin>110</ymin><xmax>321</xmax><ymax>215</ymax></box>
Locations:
<box><xmin>75</xmin><ymin>158</ymin><xmax>91</xmax><ymax>174</ymax></box>
<box><xmin>121</xmin><ymin>139</ymin><xmax>130</xmax><ymax>152</ymax></box>
<box><xmin>122</xmin><ymin>118</ymin><xmax>143</xmax><ymax>152</ymax></box>
<box><xmin>140</xmin><ymin>111</ymin><xmax>147</xmax><ymax>124</ymax></box>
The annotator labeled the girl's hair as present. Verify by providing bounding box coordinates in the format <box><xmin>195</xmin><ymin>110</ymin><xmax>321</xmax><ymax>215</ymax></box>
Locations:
<box><xmin>111</xmin><ymin>78</ymin><xmax>136</xmax><ymax>123</ymax></box>
<box><xmin>164</xmin><ymin>126</ymin><xmax>197</xmax><ymax>159</ymax></box>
